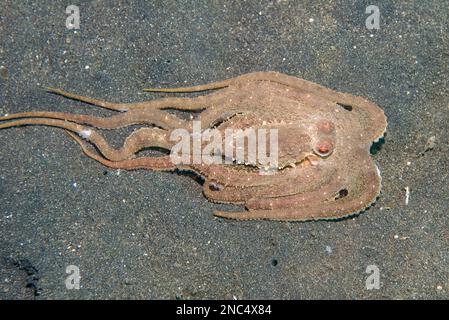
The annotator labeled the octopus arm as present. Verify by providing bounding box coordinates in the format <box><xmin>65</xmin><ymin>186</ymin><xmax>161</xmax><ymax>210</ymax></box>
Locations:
<box><xmin>65</xmin><ymin>131</ymin><xmax>177</xmax><ymax>171</ymax></box>
<box><xmin>214</xmin><ymin>154</ymin><xmax>381</xmax><ymax>221</ymax></box>
<box><xmin>202</xmin><ymin>167</ymin><xmax>336</xmax><ymax>204</ymax></box>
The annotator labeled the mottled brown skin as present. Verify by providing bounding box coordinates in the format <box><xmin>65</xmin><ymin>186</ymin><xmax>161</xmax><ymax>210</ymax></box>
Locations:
<box><xmin>0</xmin><ymin>72</ymin><xmax>387</xmax><ymax>221</ymax></box>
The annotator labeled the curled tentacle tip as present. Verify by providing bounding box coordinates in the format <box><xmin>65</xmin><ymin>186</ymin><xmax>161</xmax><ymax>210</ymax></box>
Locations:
<box><xmin>44</xmin><ymin>86</ymin><xmax>59</xmax><ymax>93</ymax></box>
<box><xmin>213</xmin><ymin>211</ymin><xmax>244</xmax><ymax>220</ymax></box>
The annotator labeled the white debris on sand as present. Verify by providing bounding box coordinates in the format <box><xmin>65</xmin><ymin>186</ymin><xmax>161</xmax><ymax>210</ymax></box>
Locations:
<box><xmin>424</xmin><ymin>135</ymin><xmax>436</xmax><ymax>152</ymax></box>
<box><xmin>419</xmin><ymin>135</ymin><xmax>436</xmax><ymax>156</ymax></box>
<box><xmin>79</xmin><ymin>129</ymin><xmax>92</xmax><ymax>139</ymax></box>
<box><xmin>405</xmin><ymin>186</ymin><xmax>410</xmax><ymax>205</ymax></box>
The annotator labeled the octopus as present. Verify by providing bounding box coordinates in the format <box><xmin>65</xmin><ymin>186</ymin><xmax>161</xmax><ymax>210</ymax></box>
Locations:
<box><xmin>0</xmin><ymin>72</ymin><xmax>387</xmax><ymax>221</ymax></box>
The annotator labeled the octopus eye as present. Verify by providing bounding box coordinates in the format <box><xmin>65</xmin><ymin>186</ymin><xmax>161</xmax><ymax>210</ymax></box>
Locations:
<box><xmin>313</xmin><ymin>139</ymin><xmax>334</xmax><ymax>157</ymax></box>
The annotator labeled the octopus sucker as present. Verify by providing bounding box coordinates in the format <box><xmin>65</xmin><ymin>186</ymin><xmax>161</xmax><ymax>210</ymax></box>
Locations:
<box><xmin>0</xmin><ymin>72</ymin><xmax>387</xmax><ymax>221</ymax></box>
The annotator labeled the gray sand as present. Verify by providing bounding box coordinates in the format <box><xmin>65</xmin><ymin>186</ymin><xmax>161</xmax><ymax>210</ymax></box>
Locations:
<box><xmin>0</xmin><ymin>1</ymin><xmax>448</xmax><ymax>299</ymax></box>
